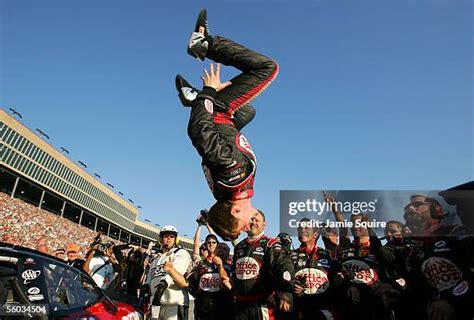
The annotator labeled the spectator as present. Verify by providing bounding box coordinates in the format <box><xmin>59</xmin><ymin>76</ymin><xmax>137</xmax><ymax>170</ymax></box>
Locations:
<box><xmin>53</xmin><ymin>248</ymin><xmax>65</xmax><ymax>260</ymax></box>
<box><xmin>66</xmin><ymin>243</ymin><xmax>85</xmax><ymax>270</ymax></box>
<box><xmin>36</xmin><ymin>239</ymin><xmax>49</xmax><ymax>255</ymax></box>
<box><xmin>83</xmin><ymin>240</ymin><xmax>119</xmax><ymax>290</ymax></box>
<box><xmin>0</xmin><ymin>193</ymin><xmax>118</xmax><ymax>257</ymax></box>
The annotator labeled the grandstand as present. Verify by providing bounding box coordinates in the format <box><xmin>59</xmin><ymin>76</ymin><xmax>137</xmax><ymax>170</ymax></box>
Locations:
<box><xmin>0</xmin><ymin>108</ymin><xmax>193</xmax><ymax>251</ymax></box>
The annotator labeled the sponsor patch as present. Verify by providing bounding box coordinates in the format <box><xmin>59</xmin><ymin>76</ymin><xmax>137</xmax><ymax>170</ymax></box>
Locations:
<box><xmin>27</xmin><ymin>287</ymin><xmax>41</xmax><ymax>295</ymax></box>
<box><xmin>395</xmin><ymin>278</ymin><xmax>406</xmax><ymax>287</ymax></box>
<box><xmin>295</xmin><ymin>268</ymin><xmax>330</xmax><ymax>295</ymax></box>
<box><xmin>421</xmin><ymin>257</ymin><xmax>462</xmax><ymax>292</ymax></box>
<box><xmin>235</xmin><ymin>257</ymin><xmax>260</xmax><ymax>280</ymax></box>
<box><xmin>204</xmin><ymin>99</ymin><xmax>214</xmax><ymax>114</ymax></box>
<box><xmin>319</xmin><ymin>259</ymin><xmax>328</xmax><ymax>264</ymax></box>
<box><xmin>24</xmin><ymin>258</ymin><xmax>36</xmax><ymax>265</ymax></box>
<box><xmin>434</xmin><ymin>240</ymin><xmax>446</xmax><ymax>248</ymax></box>
<box><xmin>199</xmin><ymin>273</ymin><xmax>221</xmax><ymax>292</ymax></box>
<box><xmin>236</xmin><ymin>133</ymin><xmax>256</xmax><ymax>160</ymax></box>
<box><xmin>452</xmin><ymin>280</ymin><xmax>469</xmax><ymax>296</ymax></box>
<box><xmin>342</xmin><ymin>260</ymin><xmax>377</xmax><ymax>285</ymax></box>
<box><xmin>28</xmin><ymin>294</ymin><xmax>44</xmax><ymax>301</ymax></box>
<box><xmin>255</xmin><ymin>247</ymin><xmax>264</xmax><ymax>252</ymax></box>
<box><xmin>22</xmin><ymin>270</ymin><xmax>41</xmax><ymax>284</ymax></box>
<box><xmin>283</xmin><ymin>271</ymin><xmax>291</xmax><ymax>281</ymax></box>
<box><xmin>182</xmin><ymin>87</ymin><xmax>197</xmax><ymax>101</ymax></box>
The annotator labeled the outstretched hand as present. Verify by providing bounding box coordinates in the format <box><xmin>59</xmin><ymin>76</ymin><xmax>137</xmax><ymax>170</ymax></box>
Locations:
<box><xmin>201</xmin><ymin>63</ymin><xmax>232</xmax><ymax>92</ymax></box>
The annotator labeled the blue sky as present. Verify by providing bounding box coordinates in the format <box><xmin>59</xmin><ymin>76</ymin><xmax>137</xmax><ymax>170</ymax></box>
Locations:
<box><xmin>1</xmin><ymin>0</ymin><xmax>472</xmax><ymax>240</ymax></box>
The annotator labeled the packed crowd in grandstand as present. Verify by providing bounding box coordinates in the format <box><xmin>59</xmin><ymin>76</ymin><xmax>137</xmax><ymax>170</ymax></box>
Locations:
<box><xmin>0</xmin><ymin>192</ymin><xmax>115</xmax><ymax>258</ymax></box>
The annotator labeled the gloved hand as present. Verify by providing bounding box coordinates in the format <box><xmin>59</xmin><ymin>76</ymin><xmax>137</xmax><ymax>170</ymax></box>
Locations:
<box><xmin>373</xmin><ymin>283</ymin><xmax>401</xmax><ymax>308</ymax></box>
<box><xmin>138</xmin><ymin>284</ymin><xmax>151</xmax><ymax>310</ymax></box>
<box><xmin>152</xmin><ymin>280</ymin><xmax>168</xmax><ymax>305</ymax></box>
<box><xmin>428</xmin><ymin>299</ymin><xmax>455</xmax><ymax>320</ymax></box>
<box><xmin>346</xmin><ymin>285</ymin><xmax>360</xmax><ymax>305</ymax></box>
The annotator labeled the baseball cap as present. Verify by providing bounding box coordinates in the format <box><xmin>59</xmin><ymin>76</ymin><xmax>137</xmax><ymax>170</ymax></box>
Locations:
<box><xmin>205</xmin><ymin>234</ymin><xmax>219</xmax><ymax>243</ymax></box>
<box><xmin>66</xmin><ymin>243</ymin><xmax>80</xmax><ymax>253</ymax></box>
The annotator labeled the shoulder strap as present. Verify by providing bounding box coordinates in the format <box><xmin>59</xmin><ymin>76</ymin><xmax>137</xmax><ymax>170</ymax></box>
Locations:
<box><xmin>91</xmin><ymin>259</ymin><xmax>111</xmax><ymax>277</ymax></box>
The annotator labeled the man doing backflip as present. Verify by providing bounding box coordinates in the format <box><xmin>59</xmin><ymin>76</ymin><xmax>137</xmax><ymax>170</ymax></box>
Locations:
<box><xmin>176</xmin><ymin>9</ymin><xmax>278</xmax><ymax>241</ymax></box>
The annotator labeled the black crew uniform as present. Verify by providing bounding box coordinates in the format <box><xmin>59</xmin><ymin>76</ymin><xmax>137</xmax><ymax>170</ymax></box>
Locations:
<box><xmin>405</xmin><ymin>225</ymin><xmax>474</xmax><ymax>320</ymax></box>
<box><xmin>290</xmin><ymin>245</ymin><xmax>343</xmax><ymax>320</ymax></box>
<box><xmin>233</xmin><ymin>234</ymin><xmax>294</xmax><ymax>320</ymax></box>
<box><xmin>340</xmin><ymin>237</ymin><xmax>400</xmax><ymax>320</ymax></box>
<box><xmin>187</xmin><ymin>256</ymin><xmax>234</xmax><ymax>320</ymax></box>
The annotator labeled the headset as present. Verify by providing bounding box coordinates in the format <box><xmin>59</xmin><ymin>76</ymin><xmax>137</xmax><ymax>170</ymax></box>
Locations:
<box><xmin>404</xmin><ymin>195</ymin><xmax>446</xmax><ymax>220</ymax></box>
<box><xmin>426</xmin><ymin>197</ymin><xmax>445</xmax><ymax>219</ymax></box>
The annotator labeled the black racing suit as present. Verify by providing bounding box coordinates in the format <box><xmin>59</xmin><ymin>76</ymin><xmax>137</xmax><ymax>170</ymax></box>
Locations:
<box><xmin>232</xmin><ymin>234</ymin><xmax>294</xmax><ymax>320</ymax></box>
<box><xmin>405</xmin><ymin>225</ymin><xmax>474</xmax><ymax>320</ymax></box>
<box><xmin>187</xmin><ymin>36</ymin><xmax>278</xmax><ymax>201</ymax></box>
<box><xmin>340</xmin><ymin>238</ymin><xmax>400</xmax><ymax>320</ymax></box>
<box><xmin>290</xmin><ymin>245</ymin><xmax>343</xmax><ymax>320</ymax></box>
<box><xmin>187</xmin><ymin>256</ymin><xmax>233</xmax><ymax>320</ymax></box>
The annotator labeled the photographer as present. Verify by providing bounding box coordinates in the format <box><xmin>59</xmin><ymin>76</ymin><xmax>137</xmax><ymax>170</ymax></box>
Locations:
<box><xmin>83</xmin><ymin>235</ymin><xmax>119</xmax><ymax>290</ymax></box>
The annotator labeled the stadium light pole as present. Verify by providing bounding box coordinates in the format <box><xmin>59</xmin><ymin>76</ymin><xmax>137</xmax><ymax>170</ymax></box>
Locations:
<box><xmin>78</xmin><ymin>210</ymin><xmax>84</xmax><ymax>225</ymax></box>
<box><xmin>9</xmin><ymin>107</ymin><xmax>23</xmax><ymax>119</ymax></box>
<box><xmin>38</xmin><ymin>190</ymin><xmax>45</xmax><ymax>210</ymax></box>
<box><xmin>10</xmin><ymin>176</ymin><xmax>20</xmax><ymax>198</ymax></box>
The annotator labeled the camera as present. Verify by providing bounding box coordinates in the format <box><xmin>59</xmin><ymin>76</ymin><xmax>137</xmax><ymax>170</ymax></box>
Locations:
<box><xmin>92</xmin><ymin>239</ymin><xmax>111</xmax><ymax>255</ymax></box>
<box><xmin>196</xmin><ymin>209</ymin><xmax>209</xmax><ymax>225</ymax></box>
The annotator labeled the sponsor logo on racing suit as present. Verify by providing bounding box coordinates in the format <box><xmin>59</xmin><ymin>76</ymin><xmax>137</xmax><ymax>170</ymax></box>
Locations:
<box><xmin>421</xmin><ymin>257</ymin><xmax>463</xmax><ymax>292</ymax></box>
<box><xmin>342</xmin><ymin>260</ymin><xmax>378</xmax><ymax>285</ymax></box>
<box><xmin>235</xmin><ymin>257</ymin><xmax>260</xmax><ymax>280</ymax></box>
<box><xmin>198</xmin><ymin>273</ymin><xmax>221</xmax><ymax>292</ymax></box>
<box><xmin>295</xmin><ymin>268</ymin><xmax>330</xmax><ymax>295</ymax></box>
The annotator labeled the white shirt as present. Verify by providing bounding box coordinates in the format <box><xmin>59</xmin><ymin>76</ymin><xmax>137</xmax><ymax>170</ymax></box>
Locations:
<box><xmin>146</xmin><ymin>246</ymin><xmax>192</xmax><ymax>306</ymax></box>
<box><xmin>89</xmin><ymin>256</ymin><xmax>116</xmax><ymax>289</ymax></box>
